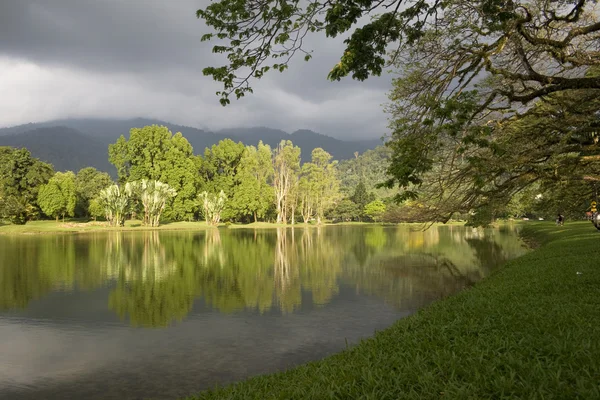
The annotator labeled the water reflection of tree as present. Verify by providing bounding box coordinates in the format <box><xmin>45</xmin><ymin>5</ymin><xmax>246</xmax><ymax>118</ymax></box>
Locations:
<box><xmin>0</xmin><ymin>225</ymin><xmax>528</xmax><ymax>327</ymax></box>
<box><xmin>106</xmin><ymin>231</ymin><xmax>199</xmax><ymax>328</ymax></box>
<box><xmin>274</xmin><ymin>228</ymin><xmax>301</xmax><ymax>313</ymax></box>
<box><xmin>0</xmin><ymin>235</ymin><xmax>76</xmax><ymax>310</ymax></box>
<box><xmin>342</xmin><ymin>225</ymin><xmax>528</xmax><ymax>310</ymax></box>
<box><xmin>199</xmin><ymin>227</ymin><xmax>341</xmax><ymax>315</ymax></box>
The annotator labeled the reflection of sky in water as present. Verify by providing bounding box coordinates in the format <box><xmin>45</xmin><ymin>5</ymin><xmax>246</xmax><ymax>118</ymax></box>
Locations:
<box><xmin>0</xmin><ymin>225</ymin><xmax>527</xmax><ymax>399</ymax></box>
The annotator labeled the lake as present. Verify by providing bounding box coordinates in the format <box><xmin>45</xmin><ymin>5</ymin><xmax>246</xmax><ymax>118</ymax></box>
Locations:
<box><xmin>0</xmin><ymin>225</ymin><xmax>527</xmax><ymax>399</ymax></box>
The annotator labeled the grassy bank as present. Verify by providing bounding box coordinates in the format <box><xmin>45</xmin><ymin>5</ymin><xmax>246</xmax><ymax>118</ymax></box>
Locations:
<box><xmin>184</xmin><ymin>221</ymin><xmax>600</xmax><ymax>399</ymax></box>
<box><xmin>0</xmin><ymin>219</ymin><xmax>468</xmax><ymax>234</ymax></box>
<box><xmin>0</xmin><ymin>220</ymin><xmax>338</xmax><ymax>234</ymax></box>
<box><xmin>0</xmin><ymin>220</ymin><xmax>215</xmax><ymax>234</ymax></box>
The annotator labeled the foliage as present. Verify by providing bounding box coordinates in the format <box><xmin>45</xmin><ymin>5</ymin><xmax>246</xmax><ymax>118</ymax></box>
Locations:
<box><xmin>75</xmin><ymin>167</ymin><xmax>113</xmax><ymax>218</ymax></box>
<box><xmin>200</xmin><ymin>190</ymin><xmax>227</xmax><ymax>225</ymax></box>
<box><xmin>330</xmin><ymin>199</ymin><xmax>360</xmax><ymax>222</ymax></box>
<box><xmin>108</xmin><ymin>125</ymin><xmax>201</xmax><ymax>221</ymax></box>
<box><xmin>230</xmin><ymin>142</ymin><xmax>276</xmax><ymax>222</ymax></box>
<box><xmin>381</xmin><ymin>202</ymin><xmax>431</xmax><ymax>224</ymax></box>
<box><xmin>132</xmin><ymin>179</ymin><xmax>178</xmax><ymax>227</ymax></box>
<box><xmin>273</xmin><ymin>140</ymin><xmax>301</xmax><ymax>223</ymax></box>
<box><xmin>200</xmin><ymin>139</ymin><xmax>246</xmax><ymax>221</ymax></box>
<box><xmin>197</xmin><ymin>0</ymin><xmax>600</xmax><ymax>104</ymax></box>
<box><xmin>98</xmin><ymin>183</ymin><xmax>136</xmax><ymax>226</ymax></box>
<box><xmin>364</xmin><ymin>199</ymin><xmax>386</xmax><ymax>222</ymax></box>
<box><xmin>88</xmin><ymin>198</ymin><xmax>105</xmax><ymax>221</ymax></box>
<box><xmin>338</xmin><ymin>146</ymin><xmax>394</xmax><ymax>198</ymax></box>
<box><xmin>300</xmin><ymin>148</ymin><xmax>340</xmax><ymax>224</ymax></box>
<box><xmin>349</xmin><ymin>180</ymin><xmax>376</xmax><ymax>221</ymax></box>
<box><xmin>37</xmin><ymin>171</ymin><xmax>77</xmax><ymax>222</ymax></box>
<box><xmin>36</xmin><ymin>172</ymin><xmax>76</xmax><ymax>222</ymax></box>
<box><xmin>0</xmin><ymin>146</ymin><xmax>54</xmax><ymax>224</ymax></box>
<box><xmin>381</xmin><ymin>2</ymin><xmax>600</xmax><ymax>223</ymax></box>
<box><xmin>197</xmin><ymin>0</ymin><xmax>600</xmax><ymax>225</ymax></box>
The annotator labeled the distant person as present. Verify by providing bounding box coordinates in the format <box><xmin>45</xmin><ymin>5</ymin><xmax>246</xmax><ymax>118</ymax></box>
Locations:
<box><xmin>593</xmin><ymin>212</ymin><xmax>600</xmax><ymax>231</ymax></box>
<box><xmin>556</xmin><ymin>214</ymin><xmax>564</xmax><ymax>226</ymax></box>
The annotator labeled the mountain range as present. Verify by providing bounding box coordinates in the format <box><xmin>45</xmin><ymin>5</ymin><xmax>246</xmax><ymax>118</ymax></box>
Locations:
<box><xmin>0</xmin><ymin>118</ymin><xmax>383</xmax><ymax>177</ymax></box>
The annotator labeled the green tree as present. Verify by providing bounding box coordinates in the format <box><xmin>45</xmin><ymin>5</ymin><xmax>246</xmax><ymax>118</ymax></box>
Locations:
<box><xmin>88</xmin><ymin>198</ymin><xmax>105</xmax><ymax>221</ymax></box>
<box><xmin>331</xmin><ymin>199</ymin><xmax>360</xmax><ymax>222</ymax></box>
<box><xmin>200</xmin><ymin>139</ymin><xmax>246</xmax><ymax>221</ymax></box>
<box><xmin>338</xmin><ymin>146</ymin><xmax>393</xmax><ymax>198</ymax></box>
<box><xmin>133</xmin><ymin>179</ymin><xmax>178</xmax><ymax>227</ymax></box>
<box><xmin>350</xmin><ymin>180</ymin><xmax>376</xmax><ymax>221</ymax></box>
<box><xmin>75</xmin><ymin>167</ymin><xmax>113</xmax><ymax>218</ymax></box>
<box><xmin>365</xmin><ymin>199</ymin><xmax>386</xmax><ymax>222</ymax></box>
<box><xmin>298</xmin><ymin>174</ymin><xmax>314</xmax><ymax>223</ymax></box>
<box><xmin>273</xmin><ymin>140</ymin><xmax>301</xmax><ymax>223</ymax></box>
<box><xmin>200</xmin><ymin>190</ymin><xmax>227</xmax><ymax>225</ymax></box>
<box><xmin>37</xmin><ymin>171</ymin><xmax>77</xmax><ymax>222</ymax></box>
<box><xmin>231</xmin><ymin>142</ymin><xmax>275</xmax><ymax>222</ymax></box>
<box><xmin>302</xmin><ymin>148</ymin><xmax>340</xmax><ymax>224</ymax></box>
<box><xmin>160</xmin><ymin>133</ymin><xmax>202</xmax><ymax>221</ymax></box>
<box><xmin>98</xmin><ymin>183</ymin><xmax>136</xmax><ymax>226</ymax></box>
<box><xmin>107</xmin><ymin>135</ymin><xmax>130</xmax><ymax>185</ymax></box>
<box><xmin>0</xmin><ymin>147</ymin><xmax>54</xmax><ymax>224</ymax></box>
<box><xmin>108</xmin><ymin>125</ymin><xmax>202</xmax><ymax>221</ymax></box>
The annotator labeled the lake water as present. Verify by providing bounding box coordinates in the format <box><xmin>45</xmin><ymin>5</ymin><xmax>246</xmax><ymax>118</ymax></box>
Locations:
<box><xmin>0</xmin><ymin>225</ymin><xmax>527</xmax><ymax>399</ymax></box>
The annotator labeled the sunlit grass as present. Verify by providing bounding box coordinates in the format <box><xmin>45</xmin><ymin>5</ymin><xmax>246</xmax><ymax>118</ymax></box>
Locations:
<box><xmin>1</xmin><ymin>219</ymin><xmax>464</xmax><ymax>234</ymax></box>
<box><xmin>0</xmin><ymin>219</ymin><xmax>214</xmax><ymax>234</ymax></box>
<box><xmin>184</xmin><ymin>221</ymin><xmax>600</xmax><ymax>399</ymax></box>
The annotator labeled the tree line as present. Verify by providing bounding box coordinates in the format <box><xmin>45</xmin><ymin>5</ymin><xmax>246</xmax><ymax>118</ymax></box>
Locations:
<box><xmin>0</xmin><ymin>125</ymin><xmax>389</xmax><ymax>226</ymax></box>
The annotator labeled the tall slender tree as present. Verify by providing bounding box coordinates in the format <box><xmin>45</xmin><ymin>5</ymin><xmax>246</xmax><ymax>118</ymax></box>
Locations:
<box><xmin>273</xmin><ymin>140</ymin><xmax>301</xmax><ymax>224</ymax></box>
<box><xmin>302</xmin><ymin>148</ymin><xmax>340</xmax><ymax>224</ymax></box>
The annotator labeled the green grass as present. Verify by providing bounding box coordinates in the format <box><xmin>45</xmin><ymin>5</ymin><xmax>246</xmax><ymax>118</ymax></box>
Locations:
<box><xmin>0</xmin><ymin>219</ymin><xmax>451</xmax><ymax>234</ymax></box>
<box><xmin>184</xmin><ymin>221</ymin><xmax>600</xmax><ymax>399</ymax></box>
<box><xmin>0</xmin><ymin>219</ymin><xmax>215</xmax><ymax>234</ymax></box>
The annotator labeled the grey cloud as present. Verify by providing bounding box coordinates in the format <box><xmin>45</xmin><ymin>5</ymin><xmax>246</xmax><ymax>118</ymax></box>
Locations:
<box><xmin>0</xmin><ymin>0</ymin><xmax>392</xmax><ymax>139</ymax></box>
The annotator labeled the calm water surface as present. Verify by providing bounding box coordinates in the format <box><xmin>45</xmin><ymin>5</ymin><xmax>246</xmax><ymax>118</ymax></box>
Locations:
<box><xmin>0</xmin><ymin>225</ymin><xmax>527</xmax><ymax>399</ymax></box>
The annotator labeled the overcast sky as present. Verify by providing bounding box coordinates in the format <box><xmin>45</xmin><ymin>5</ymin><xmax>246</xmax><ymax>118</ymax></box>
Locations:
<box><xmin>0</xmin><ymin>0</ymin><xmax>393</xmax><ymax>139</ymax></box>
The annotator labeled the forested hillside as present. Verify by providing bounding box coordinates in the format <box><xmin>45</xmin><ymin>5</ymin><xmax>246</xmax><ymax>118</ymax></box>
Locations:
<box><xmin>0</xmin><ymin>118</ymin><xmax>383</xmax><ymax>172</ymax></box>
<box><xmin>0</xmin><ymin>127</ymin><xmax>114</xmax><ymax>174</ymax></box>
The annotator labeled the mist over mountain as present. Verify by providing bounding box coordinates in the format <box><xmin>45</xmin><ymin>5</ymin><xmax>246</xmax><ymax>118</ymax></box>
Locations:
<box><xmin>0</xmin><ymin>118</ymin><xmax>383</xmax><ymax>175</ymax></box>
<box><xmin>0</xmin><ymin>126</ymin><xmax>114</xmax><ymax>175</ymax></box>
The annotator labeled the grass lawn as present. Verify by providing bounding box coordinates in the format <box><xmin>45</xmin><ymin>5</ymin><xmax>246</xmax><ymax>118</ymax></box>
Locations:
<box><xmin>0</xmin><ymin>219</ymin><xmax>215</xmax><ymax>234</ymax></box>
<box><xmin>0</xmin><ymin>219</ymin><xmax>461</xmax><ymax>234</ymax></box>
<box><xmin>184</xmin><ymin>221</ymin><xmax>600</xmax><ymax>399</ymax></box>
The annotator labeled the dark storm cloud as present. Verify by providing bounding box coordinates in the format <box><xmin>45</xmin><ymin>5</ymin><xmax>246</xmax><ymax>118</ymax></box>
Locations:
<box><xmin>0</xmin><ymin>0</ymin><xmax>210</xmax><ymax>71</ymax></box>
<box><xmin>0</xmin><ymin>0</ymin><xmax>392</xmax><ymax>139</ymax></box>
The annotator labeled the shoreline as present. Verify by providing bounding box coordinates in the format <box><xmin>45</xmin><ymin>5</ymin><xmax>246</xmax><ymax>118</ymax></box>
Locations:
<box><xmin>0</xmin><ymin>220</ymin><xmax>468</xmax><ymax>235</ymax></box>
<box><xmin>181</xmin><ymin>221</ymin><xmax>600</xmax><ymax>399</ymax></box>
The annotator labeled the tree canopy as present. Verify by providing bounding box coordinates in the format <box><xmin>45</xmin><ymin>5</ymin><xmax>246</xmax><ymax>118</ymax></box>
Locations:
<box><xmin>37</xmin><ymin>171</ymin><xmax>77</xmax><ymax>222</ymax></box>
<box><xmin>0</xmin><ymin>147</ymin><xmax>54</xmax><ymax>224</ymax></box>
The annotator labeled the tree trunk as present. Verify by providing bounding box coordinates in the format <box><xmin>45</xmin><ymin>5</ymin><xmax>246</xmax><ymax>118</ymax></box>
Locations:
<box><xmin>254</xmin><ymin>211</ymin><xmax>257</xmax><ymax>223</ymax></box>
<box><xmin>55</xmin><ymin>216</ymin><xmax>59</xmax><ymax>223</ymax></box>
